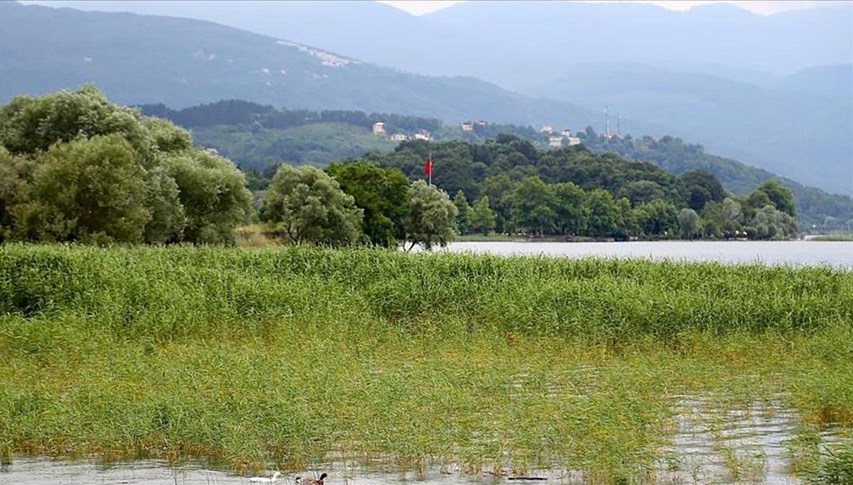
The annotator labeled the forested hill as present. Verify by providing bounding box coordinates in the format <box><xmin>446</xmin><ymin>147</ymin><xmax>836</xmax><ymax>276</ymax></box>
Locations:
<box><xmin>362</xmin><ymin>137</ymin><xmax>799</xmax><ymax>240</ymax></box>
<box><xmin>137</xmin><ymin>101</ymin><xmax>546</xmax><ymax>168</ymax></box>
<box><xmin>0</xmin><ymin>1</ymin><xmax>607</xmax><ymax>129</ymax></box>
<box><xmin>360</xmin><ymin>136</ymin><xmax>841</xmax><ymax>233</ymax></box>
<box><xmin>578</xmin><ymin>132</ymin><xmax>853</xmax><ymax>231</ymax></box>
<box><xmin>141</xmin><ymin>100</ymin><xmax>851</xmax><ymax>231</ymax></box>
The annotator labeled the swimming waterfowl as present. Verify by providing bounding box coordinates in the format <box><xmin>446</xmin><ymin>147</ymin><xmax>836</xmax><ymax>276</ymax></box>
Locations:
<box><xmin>295</xmin><ymin>472</ymin><xmax>327</xmax><ymax>485</ymax></box>
<box><xmin>249</xmin><ymin>471</ymin><xmax>281</xmax><ymax>483</ymax></box>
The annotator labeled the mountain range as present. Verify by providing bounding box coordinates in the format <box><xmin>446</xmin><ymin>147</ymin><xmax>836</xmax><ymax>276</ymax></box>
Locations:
<box><xmin>4</xmin><ymin>0</ymin><xmax>853</xmax><ymax>195</ymax></box>
<box><xmin>0</xmin><ymin>2</ymin><xmax>651</xmax><ymax>132</ymax></box>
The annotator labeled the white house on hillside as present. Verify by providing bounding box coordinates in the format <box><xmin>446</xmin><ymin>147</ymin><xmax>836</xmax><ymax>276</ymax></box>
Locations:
<box><xmin>549</xmin><ymin>136</ymin><xmax>564</xmax><ymax>148</ymax></box>
<box><xmin>372</xmin><ymin>122</ymin><xmax>386</xmax><ymax>135</ymax></box>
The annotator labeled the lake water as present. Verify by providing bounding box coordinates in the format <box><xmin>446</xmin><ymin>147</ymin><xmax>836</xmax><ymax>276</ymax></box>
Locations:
<box><xmin>435</xmin><ymin>240</ymin><xmax>853</xmax><ymax>269</ymax></box>
<box><xmin>3</xmin><ymin>394</ymin><xmax>845</xmax><ymax>484</ymax></box>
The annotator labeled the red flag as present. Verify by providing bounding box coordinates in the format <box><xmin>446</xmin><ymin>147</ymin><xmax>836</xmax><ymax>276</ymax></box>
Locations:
<box><xmin>423</xmin><ymin>156</ymin><xmax>433</xmax><ymax>178</ymax></box>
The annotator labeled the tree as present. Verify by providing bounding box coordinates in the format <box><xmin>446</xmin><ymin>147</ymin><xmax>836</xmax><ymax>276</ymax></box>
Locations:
<box><xmin>16</xmin><ymin>135</ymin><xmax>150</xmax><ymax>243</ymax></box>
<box><xmin>677</xmin><ymin>208</ymin><xmax>701</xmax><ymax>239</ymax></box>
<box><xmin>721</xmin><ymin>197</ymin><xmax>743</xmax><ymax>233</ymax></box>
<box><xmin>326</xmin><ymin>161</ymin><xmax>409</xmax><ymax>247</ymax></box>
<box><xmin>700</xmin><ymin>201</ymin><xmax>724</xmax><ymax>239</ymax></box>
<box><xmin>748</xmin><ymin>205</ymin><xmax>797</xmax><ymax>240</ymax></box>
<box><xmin>583</xmin><ymin>189</ymin><xmax>621</xmax><ymax>237</ymax></box>
<box><xmin>453</xmin><ymin>190</ymin><xmax>472</xmax><ymax>235</ymax></box>
<box><xmin>262</xmin><ymin>165</ymin><xmax>363</xmax><ymax>246</ymax></box>
<box><xmin>0</xmin><ymin>147</ymin><xmax>33</xmax><ymax>242</ymax></box>
<box><xmin>470</xmin><ymin>195</ymin><xmax>496</xmax><ymax>235</ymax></box>
<box><xmin>754</xmin><ymin>180</ymin><xmax>796</xmax><ymax>217</ymax></box>
<box><xmin>165</xmin><ymin>150</ymin><xmax>251</xmax><ymax>244</ymax></box>
<box><xmin>679</xmin><ymin>170</ymin><xmax>727</xmax><ymax>212</ymax></box>
<box><xmin>506</xmin><ymin>176</ymin><xmax>557</xmax><ymax>235</ymax></box>
<box><xmin>403</xmin><ymin>180</ymin><xmax>458</xmax><ymax>251</ymax></box>
<box><xmin>0</xmin><ymin>87</ymin><xmax>252</xmax><ymax>245</ymax></box>
<box><xmin>552</xmin><ymin>182</ymin><xmax>587</xmax><ymax>236</ymax></box>
<box><xmin>634</xmin><ymin>199</ymin><xmax>678</xmax><ymax>237</ymax></box>
<box><xmin>480</xmin><ymin>174</ymin><xmax>516</xmax><ymax>233</ymax></box>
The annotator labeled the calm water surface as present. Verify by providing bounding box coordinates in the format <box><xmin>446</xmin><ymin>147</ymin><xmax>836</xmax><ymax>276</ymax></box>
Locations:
<box><xmin>437</xmin><ymin>241</ymin><xmax>853</xmax><ymax>269</ymax></box>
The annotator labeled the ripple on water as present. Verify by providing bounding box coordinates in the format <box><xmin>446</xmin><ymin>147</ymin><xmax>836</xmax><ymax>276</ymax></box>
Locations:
<box><xmin>2</xmin><ymin>395</ymin><xmax>847</xmax><ymax>484</ymax></box>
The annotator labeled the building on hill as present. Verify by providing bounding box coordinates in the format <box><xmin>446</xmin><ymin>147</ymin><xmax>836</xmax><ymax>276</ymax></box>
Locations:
<box><xmin>390</xmin><ymin>133</ymin><xmax>408</xmax><ymax>142</ymax></box>
<box><xmin>549</xmin><ymin>135</ymin><xmax>565</xmax><ymax>149</ymax></box>
<box><xmin>372</xmin><ymin>122</ymin><xmax>386</xmax><ymax>135</ymax></box>
<box><xmin>567</xmin><ymin>136</ymin><xmax>582</xmax><ymax>146</ymax></box>
<box><xmin>461</xmin><ymin>121</ymin><xmax>474</xmax><ymax>132</ymax></box>
<box><xmin>414</xmin><ymin>130</ymin><xmax>432</xmax><ymax>141</ymax></box>
<box><xmin>562</xmin><ymin>128</ymin><xmax>572</xmax><ymax>137</ymax></box>
<box><xmin>476</xmin><ymin>119</ymin><xmax>487</xmax><ymax>126</ymax></box>
<box><xmin>541</xmin><ymin>125</ymin><xmax>554</xmax><ymax>134</ymax></box>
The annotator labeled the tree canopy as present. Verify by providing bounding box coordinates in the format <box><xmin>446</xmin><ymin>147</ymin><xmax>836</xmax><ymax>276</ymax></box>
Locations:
<box><xmin>325</xmin><ymin>161</ymin><xmax>409</xmax><ymax>247</ymax></box>
<box><xmin>262</xmin><ymin>165</ymin><xmax>363</xmax><ymax>246</ymax></box>
<box><xmin>0</xmin><ymin>87</ymin><xmax>250</xmax><ymax>244</ymax></box>
<box><xmin>403</xmin><ymin>181</ymin><xmax>458</xmax><ymax>251</ymax></box>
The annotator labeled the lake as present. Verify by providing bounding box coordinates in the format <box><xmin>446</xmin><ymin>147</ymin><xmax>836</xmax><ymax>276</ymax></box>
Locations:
<box><xmin>434</xmin><ymin>240</ymin><xmax>853</xmax><ymax>269</ymax></box>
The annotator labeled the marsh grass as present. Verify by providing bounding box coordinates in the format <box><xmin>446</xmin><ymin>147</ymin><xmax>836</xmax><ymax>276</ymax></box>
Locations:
<box><xmin>0</xmin><ymin>244</ymin><xmax>851</xmax><ymax>482</ymax></box>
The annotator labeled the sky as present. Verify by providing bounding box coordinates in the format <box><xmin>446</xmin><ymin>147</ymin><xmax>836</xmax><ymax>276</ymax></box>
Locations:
<box><xmin>378</xmin><ymin>0</ymin><xmax>848</xmax><ymax>16</ymax></box>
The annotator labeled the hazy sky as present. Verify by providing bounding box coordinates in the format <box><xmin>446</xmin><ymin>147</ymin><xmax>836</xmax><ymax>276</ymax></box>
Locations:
<box><xmin>379</xmin><ymin>0</ymin><xmax>848</xmax><ymax>16</ymax></box>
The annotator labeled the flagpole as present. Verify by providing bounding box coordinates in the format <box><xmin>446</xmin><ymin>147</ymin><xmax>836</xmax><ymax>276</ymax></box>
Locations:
<box><xmin>428</xmin><ymin>151</ymin><xmax>432</xmax><ymax>186</ymax></box>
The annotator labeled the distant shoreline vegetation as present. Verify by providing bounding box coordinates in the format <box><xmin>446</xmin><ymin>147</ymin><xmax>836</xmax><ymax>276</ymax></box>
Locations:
<box><xmin>1</xmin><ymin>88</ymin><xmax>846</xmax><ymax>248</ymax></box>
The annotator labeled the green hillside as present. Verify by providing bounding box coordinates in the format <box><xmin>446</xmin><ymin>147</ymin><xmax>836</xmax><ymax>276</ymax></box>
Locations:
<box><xmin>142</xmin><ymin>100</ymin><xmax>851</xmax><ymax>232</ymax></box>
<box><xmin>0</xmin><ymin>2</ymin><xmax>605</xmax><ymax>129</ymax></box>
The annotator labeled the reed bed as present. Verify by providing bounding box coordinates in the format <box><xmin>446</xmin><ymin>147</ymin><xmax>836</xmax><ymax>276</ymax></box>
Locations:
<box><xmin>0</xmin><ymin>244</ymin><xmax>851</xmax><ymax>482</ymax></box>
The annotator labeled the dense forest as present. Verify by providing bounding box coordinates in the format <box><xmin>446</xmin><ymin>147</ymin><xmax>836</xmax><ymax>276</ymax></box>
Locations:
<box><xmin>355</xmin><ymin>137</ymin><xmax>798</xmax><ymax>240</ymax></box>
<box><xmin>579</xmin><ymin>130</ymin><xmax>853</xmax><ymax>231</ymax></box>
<box><xmin>140</xmin><ymin>100</ymin><xmax>851</xmax><ymax>232</ymax></box>
<box><xmin>0</xmin><ymin>89</ymin><xmax>808</xmax><ymax>246</ymax></box>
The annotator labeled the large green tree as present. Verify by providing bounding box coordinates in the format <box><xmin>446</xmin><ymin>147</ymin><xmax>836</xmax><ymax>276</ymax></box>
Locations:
<box><xmin>403</xmin><ymin>180</ymin><xmax>458</xmax><ymax>251</ymax></box>
<box><xmin>0</xmin><ymin>87</ymin><xmax>251</xmax><ymax>244</ymax></box>
<box><xmin>262</xmin><ymin>165</ymin><xmax>363</xmax><ymax>246</ymax></box>
<box><xmin>506</xmin><ymin>176</ymin><xmax>557</xmax><ymax>236</ymax></box>
<box><xmin>17</xmin><ymin>135</ymin><xmax>150</xmax><ymax>243</ymax></box>
<box><xmin>552</xmin><ymin>182</ymin><xmax>587</xmax><ymax>236</ymax></box>
<box><xmin>584</xmin><ymin>189</ymin><xmax>621</xmax><ymax>237</ymax></box>
<box><xmin>470</xmin><ymin>195</ymin><xmax>496</xmax><ymax>235</ymax></box>
<box><xmin>326</xmin><ymin>161</ymin><xmax>409</xmax><ymax>248</ymax></box>
<box><xmin>753</xmin><ymin>180</ymin><xmax>797</xmax><ymax>217</ymax></box>
<box><xmin>453</xmin><ymin>190</ymin><xmax>472</xmax><ymax>235</ymax></box>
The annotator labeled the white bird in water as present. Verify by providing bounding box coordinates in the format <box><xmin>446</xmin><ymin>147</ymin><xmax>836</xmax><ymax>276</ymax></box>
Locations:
<box><xmin>249</xmin><ymin>471</ymin><xmax>282</xmax><ymax>483</ymax></box>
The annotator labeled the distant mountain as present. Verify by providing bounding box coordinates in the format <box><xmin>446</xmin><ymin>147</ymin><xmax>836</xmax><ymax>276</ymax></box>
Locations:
<box><xmin>6</xmin><ymin>1</ymin><xmax>853</xmax><ymax>195</ymax></box>
<box><xmin>0</xmin><ymin>2</ymin><xmax>617</xmax><ymax>130</ymax></box>
<box><xmin>773</xmin><ymin>64</ymin><xmax>853</xmax><ymax>99</ymax></box>
<box><xmin>30</xmin><ymin>1</ymin><xmax>851</xmax><ymax>85</ymax></box>
<box><xmin>423</xmin><ymin>2</ymin><xmax>853</xmax><ymax>85</ymax></box>
<box><xmin>526</xmin><ymin>63</ymin><xmax>853</xmax><ymax>197</ymax></box>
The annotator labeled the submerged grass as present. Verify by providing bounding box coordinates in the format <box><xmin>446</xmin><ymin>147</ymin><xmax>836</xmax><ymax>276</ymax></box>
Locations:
<box><xmin>0</xmin><ymin>244</ymin><xmax>851</xmax><ymax>482</ymax></box>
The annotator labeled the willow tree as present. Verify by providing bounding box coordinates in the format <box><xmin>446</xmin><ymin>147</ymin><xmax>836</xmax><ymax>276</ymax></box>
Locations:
<box><xmin>403</xmin><ymin>180</ymin><xmax>458</xmax><ymax>251</ymax></box>
<box><xmin>262</xmin><ymin>165</ymin><xmax>363</xmax><ymax>246</ymax></box>
<box><xmin>0</xmin><ymin>86</ymin><xmax>251</xmax><ymax>244</ymax></box>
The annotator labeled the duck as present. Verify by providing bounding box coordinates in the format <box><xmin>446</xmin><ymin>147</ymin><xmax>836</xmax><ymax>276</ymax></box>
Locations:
<box><xmin>249</xmin><ymin>471</ymin><xmax>281</xmax><ymax>483</ymax></box>
<box><xmin>295</xmin><ymin>472</ymin><xmax>327</xmax><ymax>485</ymax></box>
